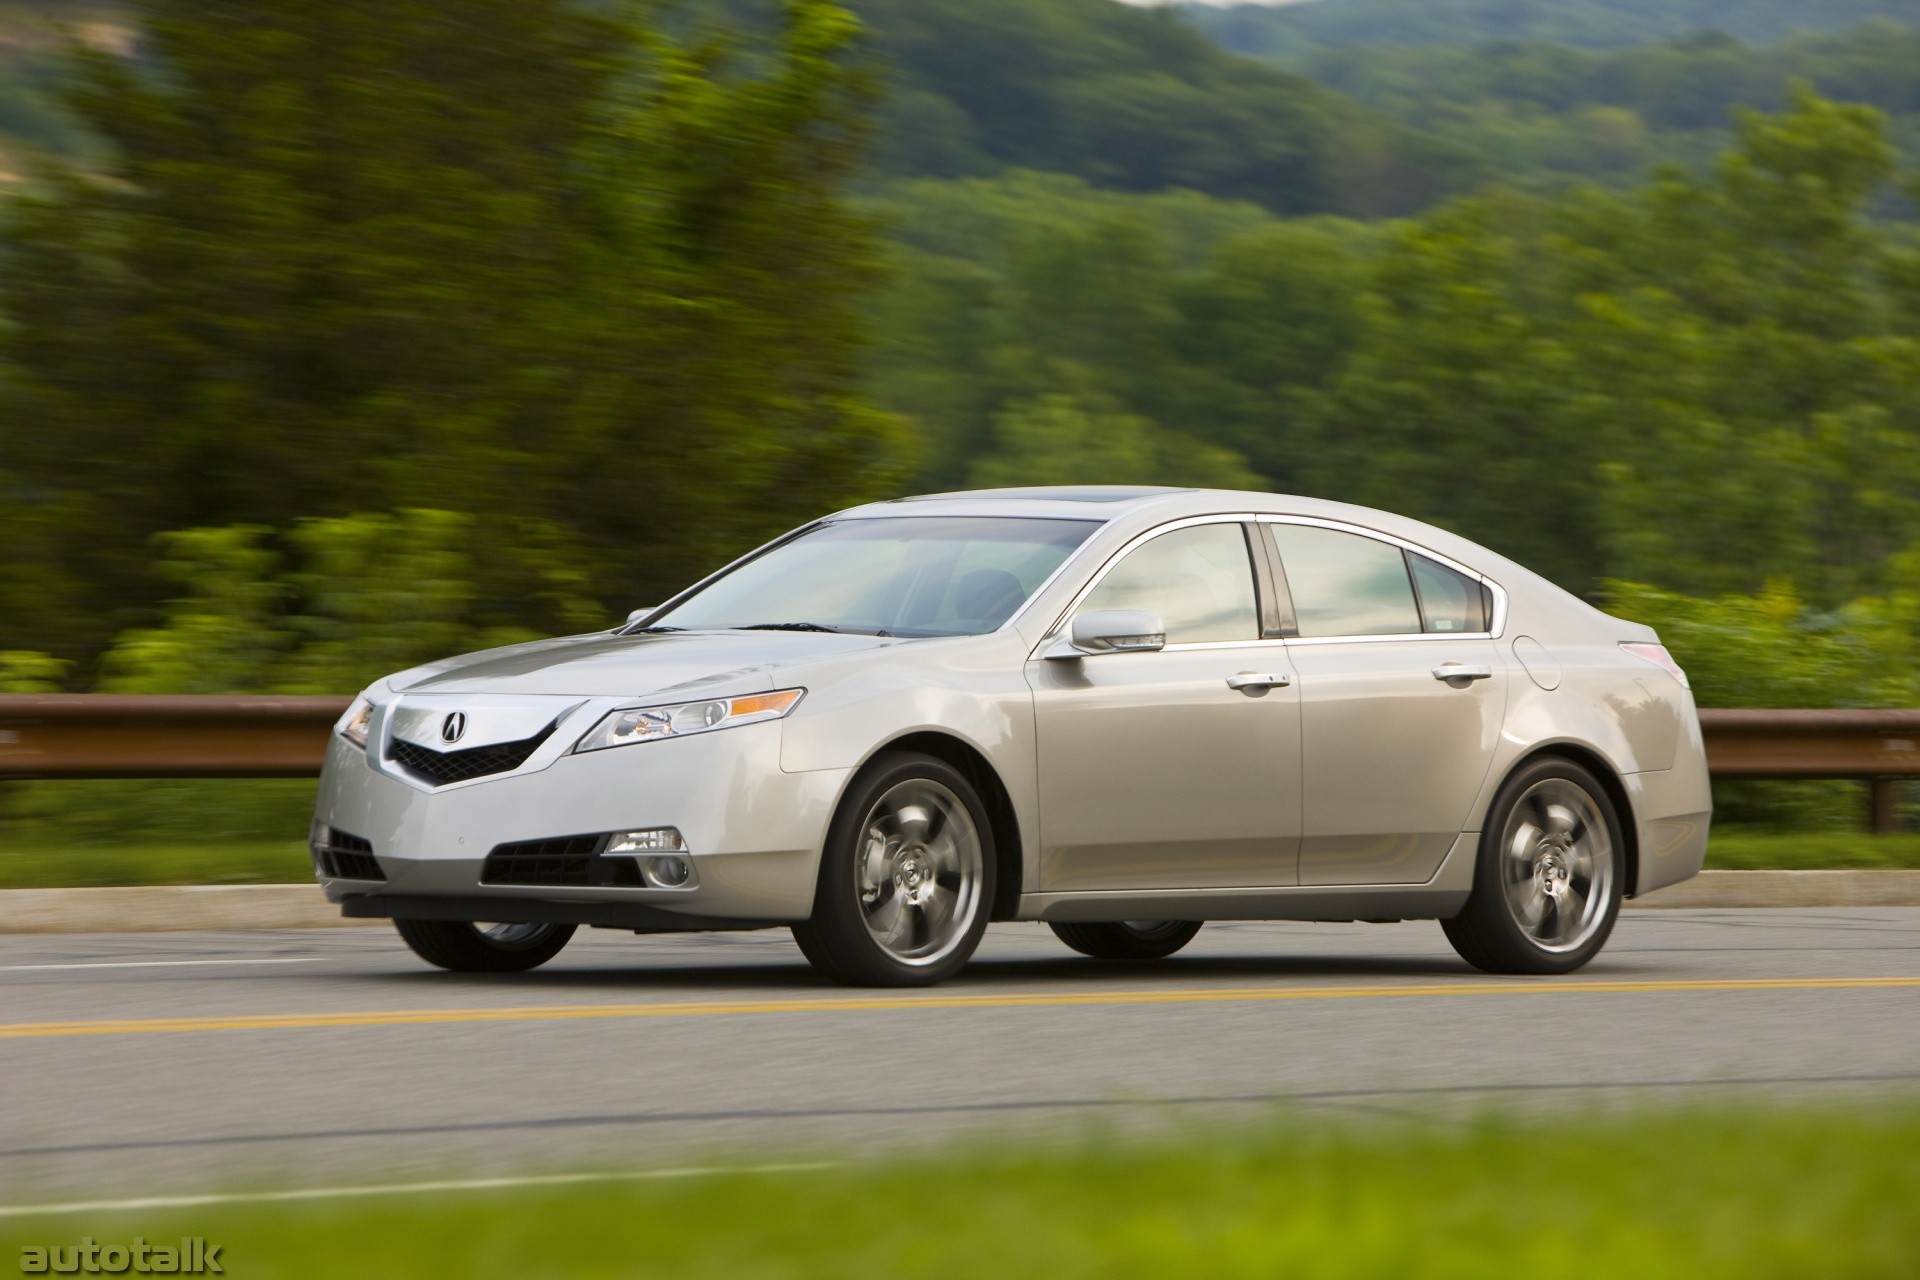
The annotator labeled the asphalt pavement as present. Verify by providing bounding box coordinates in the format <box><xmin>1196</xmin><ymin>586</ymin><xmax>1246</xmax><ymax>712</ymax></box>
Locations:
<box><xmin>2</xmin><ymin>909</ymin><xmax>1917</xmax><ymax>1202</ymax></box>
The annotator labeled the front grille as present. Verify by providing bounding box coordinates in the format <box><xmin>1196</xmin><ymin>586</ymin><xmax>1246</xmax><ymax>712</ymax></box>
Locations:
<box><xmin>388</xmin><ymin>723</ymin><xmax>556</xmax><ymax>787</ymax></box>
<box><xmin>313</xmin><ymin>829</ymin><xmax>386</xmax><ymax>881</ymax></box>
<box><xmin>481</xmin><ymin>833</ymin><xmax>642</xmax><ymax>887</ymax></box>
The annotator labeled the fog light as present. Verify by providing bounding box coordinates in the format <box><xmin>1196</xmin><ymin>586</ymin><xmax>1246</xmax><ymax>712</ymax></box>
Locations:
<box><xmin>643</xmin><ymin>855</ymin><xmax>695</xmax><ymax>888</ymax></box>
<box><xmin>605</xmin><ymin>829</ymin><xmax>697</xmax><ymax>888</ymax></box>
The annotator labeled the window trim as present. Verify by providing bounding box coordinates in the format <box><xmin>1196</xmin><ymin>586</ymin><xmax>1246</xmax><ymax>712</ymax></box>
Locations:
<box><xmin>1255</xmin><ymin>516</ymin><xmax>1508</xmax><ymax>645</ymax></box>
<box><xmin>1033</xmin><ymin>512</ymin><xmax>1509</xmax><ymax>658</ymax></box>
<box><xmin>1034</xmin><ymin>514</ymin><xmax>1272</xmax><ymax>654</ymax></box>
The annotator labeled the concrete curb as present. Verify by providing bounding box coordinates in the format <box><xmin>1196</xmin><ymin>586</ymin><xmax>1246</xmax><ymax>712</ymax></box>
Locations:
<box><xmin>1628</xmin><ymin>869</ymin><xmax>1920</xmax><ymax>909</ymax></box>
<box><xmin>0</xmin><ymin>884</ymin><xmax>370</xmax><ymax>933</ymax></box>
<box><xmin>2</xmin><ymin>871</ymin><xmax>1919</xmax><ymax>933</ymax></box>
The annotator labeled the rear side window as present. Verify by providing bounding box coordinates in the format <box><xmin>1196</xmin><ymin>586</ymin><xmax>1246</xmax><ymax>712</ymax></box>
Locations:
<box><xmin>1270</xmin><ymin>525</ymin><xmax>1421</xmax><ymax>638</ymax></box>
<box><xmin>1409</xmin><ymin>553</ymin><xmax>1490</xmax><ymax>634</ymax></box>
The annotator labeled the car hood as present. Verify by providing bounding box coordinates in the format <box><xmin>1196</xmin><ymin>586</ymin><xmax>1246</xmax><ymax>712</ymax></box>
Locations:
<box><xmin>390</xmin><ymin>629</ymin><xmax>895</xmax><ymax>698</ymax></box>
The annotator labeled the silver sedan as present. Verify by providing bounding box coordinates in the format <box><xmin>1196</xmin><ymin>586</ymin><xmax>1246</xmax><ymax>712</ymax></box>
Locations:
<box><xmin>311</xmin><ymin>487</ymin><xmax>1710</xmax><ymax>985</ymax></box>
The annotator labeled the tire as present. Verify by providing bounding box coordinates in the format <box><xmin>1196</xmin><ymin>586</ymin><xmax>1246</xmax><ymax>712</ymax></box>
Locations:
<box><xmin>1050</xmin><ymin>920</ymin><xmax>1202</xmax><ymax>960</ymax></box>
<box><xmin>393</xmin><ymin>919</ymin><xmax>576</xmax><ymax>973</ymax></box>
<box><xmin>1442</xmin><ymin>756</ymin><xmax>1625</xmax><ymax>975</ymax></box>
<box><xmin>792</xmin><ymin>751</ymin><xmax>996</xmax><ymax>987</ymax></box>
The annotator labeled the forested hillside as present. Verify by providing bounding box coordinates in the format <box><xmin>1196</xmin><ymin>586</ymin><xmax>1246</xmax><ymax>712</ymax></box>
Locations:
<box><xmin>844</xmin><ymin>0</ymin><xmax>1475</xmax><ymax>214</ymax></box>
<box><xmin>1187</xmin><ymin>3</ymin><xmax>1920</xmax><ymax>192</ymax></box>
<box><xmin>1188</xmin><ymin>0</ymin><xmax>1920</xmax><ymax>59</ymax></box>
<box><xmin>0</xmin><ymin>0</ymin><xmax>1480</xmax><ymax>217</ymax></box>
<box><xmin>1299</xmin><ymin>23</ymin><xmax>1920</xmax><ymax>191</ymax></box>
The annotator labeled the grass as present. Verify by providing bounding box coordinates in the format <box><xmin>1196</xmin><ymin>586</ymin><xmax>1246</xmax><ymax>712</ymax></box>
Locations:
<box><xmin>0</xmin><ymin>839</ymin><xmax>311</xmax><ymax>889</ymax></box>
<box><xmin>1</xmin><ymin>1107</ymin><xmax>1915</xmax><ymax>1278</ymax></box>
<box><xmin>1</xmin><ymin>831</ymin><xmax>1919</xmax><ymax>889</ymax></box>
<box><xmin>1701</xmin><ymin>830</ymin><xmax>1920</xmax><ymax>870</ymax></box>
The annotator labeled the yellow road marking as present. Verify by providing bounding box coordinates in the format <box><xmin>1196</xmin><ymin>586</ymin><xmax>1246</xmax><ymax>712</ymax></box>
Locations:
<box><xmin>2</xmin><ymin>975</ymin><xmax>1916</xmax><ymax>1040</ymax></box>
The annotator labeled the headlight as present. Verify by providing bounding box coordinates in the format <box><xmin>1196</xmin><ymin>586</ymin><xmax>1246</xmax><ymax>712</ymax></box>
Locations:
<box><xmin>336</xmin><ymin>696</ymin><xmax>376</xmax><ymax>748</ymax></box>
<box><xmin>573</xmin><ymin>688</ymin><xmax>804</xmax><ymax>753</ymax></box>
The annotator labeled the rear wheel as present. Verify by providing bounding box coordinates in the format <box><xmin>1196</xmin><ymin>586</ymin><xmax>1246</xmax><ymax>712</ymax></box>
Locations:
<box><xmin>1050</xmin><ymin>920</ymin><xmax>1202</xmax><ymax>960</ymax></box>
<box><xmin>393</xmin><ymin>919</ymin><xmax>576</xmax><ymax>973</ymax></box>
<box><xmin>1442</xmin><ymin>756</ymin><xmax>1623</xmax><ymax>975</ymax></box>
<box><xmin>792</xmin><ymin>752</ymin><xmax>994</xmax><ymax>987</ymax></box>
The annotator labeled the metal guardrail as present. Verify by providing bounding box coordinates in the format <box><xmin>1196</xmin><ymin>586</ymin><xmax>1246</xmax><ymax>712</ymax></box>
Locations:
<box><xmin>0</xmin><ymin>695</ymin><xmax>350</xmax><ymax>779</ymax></box>
<box><xmin>0</xmin><ymin>697</ymin><xmax>1915</xmax><ymax>827</ymax></box>
<box><xmin>1698</xmin><ymin>708</ymin><xmax>1920</xmax><ymax>831</ymax></box>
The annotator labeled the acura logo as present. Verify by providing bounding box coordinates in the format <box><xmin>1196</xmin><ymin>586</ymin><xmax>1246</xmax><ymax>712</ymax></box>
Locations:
<box><xmin>441</xmin><ymin>712</ymin><xmax>468</xmax><ymax>744</ymax></box>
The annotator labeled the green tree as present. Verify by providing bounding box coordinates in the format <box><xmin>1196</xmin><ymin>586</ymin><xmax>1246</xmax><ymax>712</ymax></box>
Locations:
<box><xmin>0</xmin><ymin>0</ymin><xmax>903</xmax><ymax>665</ymax></box>
<box><xmin>968</xmin><ymin>392</ymin><xmax>1260</xmax><ymax>490</ymax></box>
<box><xmin>0</xmin><ymin>651</ymin><xmax>67</xmax><ymax>693</ymax></box>
<box><xmin>1304</xmin><ymin>88</ymin><xmax>1920</xmax><ymax>602</ymax></box>
<box><xmin>96</xmin><ymin>509</ymin><xmax>597</xmax><ymax>695</ymax></box>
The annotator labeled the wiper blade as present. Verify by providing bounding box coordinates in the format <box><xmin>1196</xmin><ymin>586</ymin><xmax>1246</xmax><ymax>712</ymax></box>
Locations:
<box><xmin>625</xmin><ymin>625</ymin><xmax>686</xmax><ymax>634</ymax></box>
<box><xmin>735</xmin><ymin>622</ymin><xmax>893</xmax><ymax>637</ymax></box>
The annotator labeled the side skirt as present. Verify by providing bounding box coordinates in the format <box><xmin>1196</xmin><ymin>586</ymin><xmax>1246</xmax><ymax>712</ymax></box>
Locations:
<box><xmin>1017</xmin><ymin>832</ymin><xmax>1478</xmax><ymax>923</ymax></box>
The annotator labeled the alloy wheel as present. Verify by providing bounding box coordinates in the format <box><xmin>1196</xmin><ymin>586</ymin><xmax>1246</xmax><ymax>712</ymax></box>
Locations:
<box><xmin>854</xmin><ymin>777</ymin><xmax>985</xmax><ymax>966</ymax></box>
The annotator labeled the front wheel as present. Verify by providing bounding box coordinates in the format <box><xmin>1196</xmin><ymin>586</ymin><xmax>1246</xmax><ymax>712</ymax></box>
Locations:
<box><xmin>1050</xmin><ymin>920</ymin><xmax>1202</xmax><ymax>960</ymax></box>
<box><xmin>393</xmin><ymin>919</ymin><xmax>576</xmax><ymax>972</ymax></box>
<box><xmin>1442</xmin><ymin>756</ymin><xmax>1624</xmax><ymax>975</ymax></box>
<box><xmin>792</xmin><ymin>752</ymin><xmax>995</xmax><ymax>987</ymax></box>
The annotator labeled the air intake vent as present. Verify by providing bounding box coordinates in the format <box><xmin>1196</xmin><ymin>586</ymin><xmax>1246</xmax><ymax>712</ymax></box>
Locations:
<box><xmin>389</xmin><ymin>723</ymin><xmax>556</xmax><ymax>787</ymax></box>
<box><xmin>481</xmin><ymin>834</ymin><xmax>643</xmax><ymax>887</ymax></box>
<box><xmin>313</xmin><ymin>829</ymin><xmax>386</xmax><ymax>881</ymax></box>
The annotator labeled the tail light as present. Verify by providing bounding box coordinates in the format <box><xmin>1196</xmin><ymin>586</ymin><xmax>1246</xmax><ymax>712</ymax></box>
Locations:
<box><xmin>1621</xmin><ymin>642</ymin><xmax>1689</xmax><ymax>689</ymax></box>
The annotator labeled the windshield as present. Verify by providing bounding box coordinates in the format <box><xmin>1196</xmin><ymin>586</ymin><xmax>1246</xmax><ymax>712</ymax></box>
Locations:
<box><xmin>648</xmin><ymin>517</ymin><xmax>1100</xmax><ymax>638</ymax></box>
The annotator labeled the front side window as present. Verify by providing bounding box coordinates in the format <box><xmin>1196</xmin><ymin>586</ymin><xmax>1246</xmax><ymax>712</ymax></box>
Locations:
<box><xmin>1270</xmin><ymin>524</ymin><xmax>1422</xmax><ymax>638</ymax></box>
<box><xmin>651</xmin><ymin>517</ymin><xmax>1098</xmax><ymax>638</ymax></box>
<box><xmin>1078</xmin><ymin>523</ymin><xmax>1258</xmax><ymax>644</ymax></box>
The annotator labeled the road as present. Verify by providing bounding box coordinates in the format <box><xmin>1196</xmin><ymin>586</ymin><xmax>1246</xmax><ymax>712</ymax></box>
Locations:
<box><xmin>2</xmin><ymin>908</ymin><xmax>1918</xmax><ymax>1202</ymax></box>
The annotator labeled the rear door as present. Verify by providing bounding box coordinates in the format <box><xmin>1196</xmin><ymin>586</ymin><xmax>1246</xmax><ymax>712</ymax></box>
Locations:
<box><xmin>1262</xmin><ymin>520</ymin><xmax>1509</xmax><ymax>886</ymax></box>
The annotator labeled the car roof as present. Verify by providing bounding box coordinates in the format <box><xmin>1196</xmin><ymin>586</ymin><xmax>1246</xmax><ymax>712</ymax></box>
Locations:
<box><xmin>833</xmin><ymin>486</ymin><xmax>1421</xmax><ymax>529</ymax></box>
<box><xmin>831</xmin><ymin>487</ymin><xmax>1550</xmax><ymax>593</ymax></box>
<box><xmin>863</xmin><ymin>485</ymin><xmax>1191</xmax><ymax>514</ymax></box>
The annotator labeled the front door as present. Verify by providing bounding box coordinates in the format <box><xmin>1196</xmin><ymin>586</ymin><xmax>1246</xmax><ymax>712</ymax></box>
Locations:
<box><xmin>1028</xmin><ymin>521</ymin><xmax>1302</xmax><ymax>892</ymax></box>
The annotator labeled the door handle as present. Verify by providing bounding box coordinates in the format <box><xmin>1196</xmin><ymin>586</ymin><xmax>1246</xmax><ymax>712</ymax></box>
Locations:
<box><xmin>1226</xmin><ymin>672</ymin><xmax>1291</xmax><ymax>691</ymax></box>
<box><xmin>1432</xmin><ymin>663</ymin><xmax>1494</xmax><ymax>683</ymax></box>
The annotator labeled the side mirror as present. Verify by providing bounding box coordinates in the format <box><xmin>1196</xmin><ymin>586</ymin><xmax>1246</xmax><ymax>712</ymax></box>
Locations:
<box><xmin>1043</xmin><ymin>609</ymin><xmax>1167</xmax><ymax>660</ymax></box>
<box><xmin>625</xmin><ymin>607</ymin><xmax>657</xmax><ymax>626</ymax></box>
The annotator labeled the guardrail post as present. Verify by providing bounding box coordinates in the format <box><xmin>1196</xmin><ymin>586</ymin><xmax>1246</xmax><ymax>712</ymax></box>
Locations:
<box><xmin>1869</xmin><ymin>778</ymin><xmax>1900</xmax><ymax>834</ymax></box>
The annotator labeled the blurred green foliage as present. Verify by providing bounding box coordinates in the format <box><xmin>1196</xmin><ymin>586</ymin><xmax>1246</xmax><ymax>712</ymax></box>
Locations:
<box><xmin>1298</xmin><ymin>90</ymin><xmax>1920</xmax><ymax>599</ymax></box>
<box><xmin>3</xmin><ymin>1106</ymin><xmax>1913</xmax><ymax>1278</ymax></box>
<box><xmin>1278</xmin><ymin>24</ymin><xmax>1920</xmax><ymax>198</ymax></box>
<box><xmin>1190</xmin><ymin>0</ymin><xmax>1920</xmax><ymax>60</ymax></box>
<box><xmin>869</xmin><ymin>90</ymin><xmax>1920</xmax><ymax>610</ymax></box>
<box><xmin>701</xmin><ymin>0</ymin><xmax>1483</xmax><ymax>215</ymax></box>
<box><xmin>93</xmin><ymin>511</ymin><xmax>602</xmax><ymax>696</ymax></box>
<box><xmin>969</xmin><ymin>392</ymin><xmax>1261</xmax><ymax>490</ymax></box>
<box><xmin>1607</xmin><ymin>574</ymin><xmax>1920</xmax><ymax>827</ymax></box>
<box><xmin>1606</xmin><ymin>577</ymin><xmax>1920</xmax><ymax>711</ymax></box>
<box><xmin>0</xmin><ymin>0</ymin><xmax>905</xmax><ymax>668</ymax></box>
<box><xmin>0</xmin><ymin>509</ymin><xmax>602</xmax><ymax>844</ymax></box>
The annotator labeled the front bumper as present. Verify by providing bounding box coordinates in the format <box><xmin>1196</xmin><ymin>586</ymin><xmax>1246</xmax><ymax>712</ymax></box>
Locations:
<box><xmin>311</xmin><ymin>720</ymin><xmax>849</xmax><ymax>926</ymax></box>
